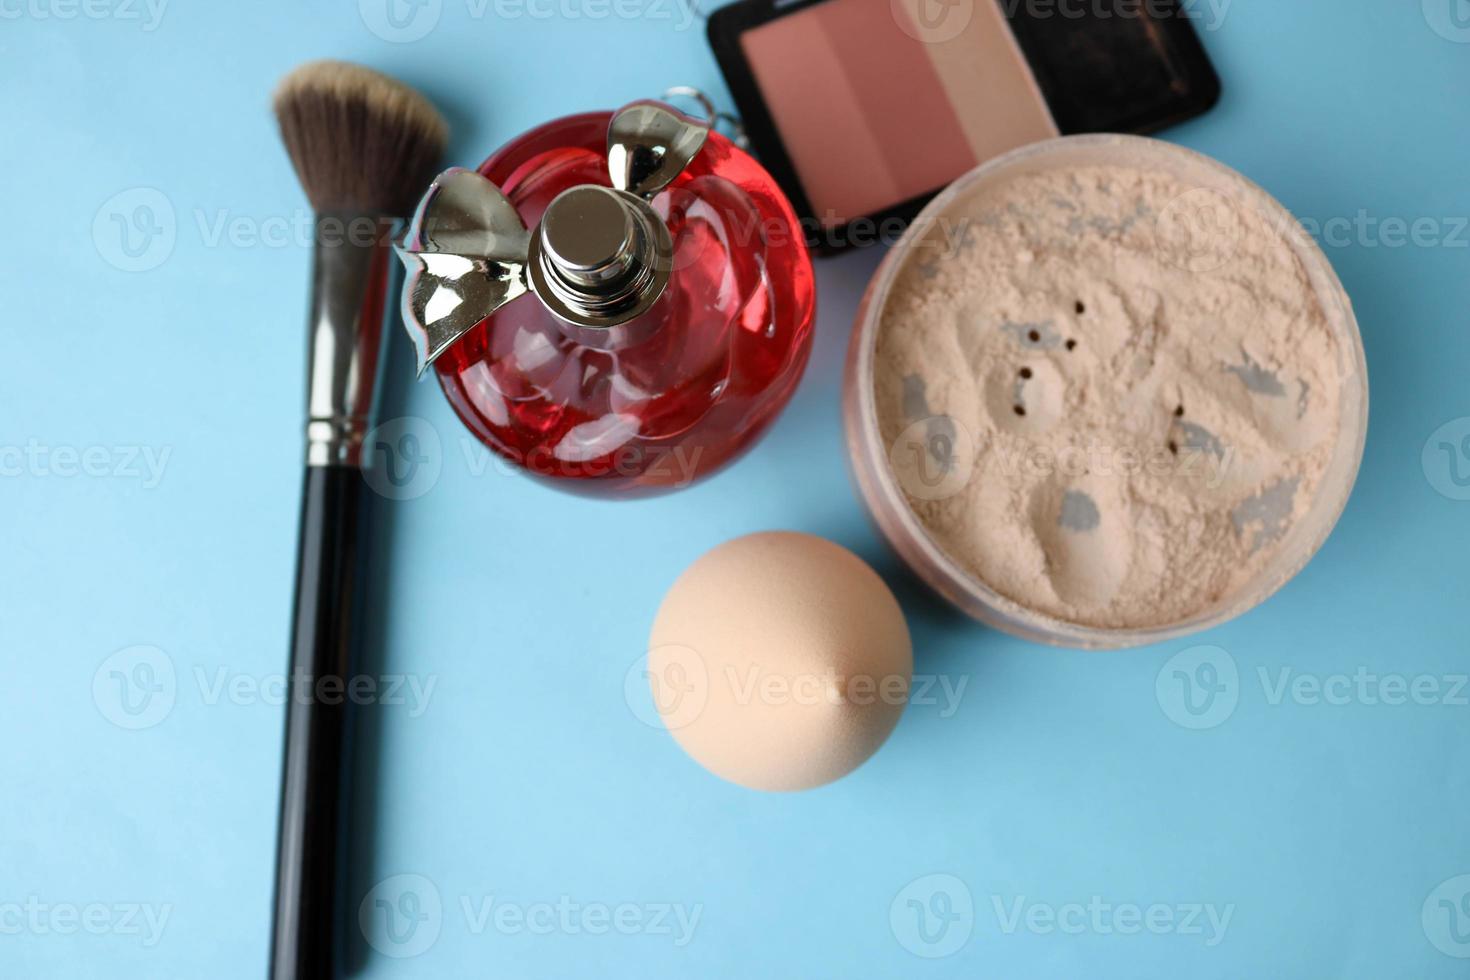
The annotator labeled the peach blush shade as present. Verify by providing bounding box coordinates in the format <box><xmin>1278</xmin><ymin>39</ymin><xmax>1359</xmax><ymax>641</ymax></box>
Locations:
<box><xmin>817</xmin><ymin>0</ymin><xmax>977</xmax><ymax>212</ymax></box>
<box><xmin>892</xmin><ymin>0</ymin><xmax>1058</xmax><ymax>160</ymax></box>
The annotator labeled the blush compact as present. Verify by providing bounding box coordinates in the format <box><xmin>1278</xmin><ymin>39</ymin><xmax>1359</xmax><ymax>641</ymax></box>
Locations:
<box><xmin>708</xmin><ymin>0</ymin><xmax>1221</xmax><ymax>251</ymax></box>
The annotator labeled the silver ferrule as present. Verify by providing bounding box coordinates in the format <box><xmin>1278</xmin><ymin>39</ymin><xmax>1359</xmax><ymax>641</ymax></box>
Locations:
<box><xmin>305</xmin><ymin>213</ymin><xmax>401</xmax><ymax>467</ymax></box>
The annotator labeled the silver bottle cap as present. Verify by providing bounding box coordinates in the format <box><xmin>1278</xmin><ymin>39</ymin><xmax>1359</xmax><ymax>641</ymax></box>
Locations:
<box><xmin>528</xmin><ymin>185</ymin><xmax>673</xmax><ymax>329</ymax></box>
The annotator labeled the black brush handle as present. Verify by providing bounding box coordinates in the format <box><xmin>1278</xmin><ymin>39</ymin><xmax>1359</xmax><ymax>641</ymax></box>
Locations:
<box><xmin>271</xmin><ymin>464</ymin><xmax>367</xmax><ymax>980</ymax></box>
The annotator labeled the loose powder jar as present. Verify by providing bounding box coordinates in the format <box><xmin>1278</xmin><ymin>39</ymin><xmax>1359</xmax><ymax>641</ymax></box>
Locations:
<box><xmin>844</xmin><ymin>136</ymin><xmax>1368</xmax><ymax>649</ymax></box>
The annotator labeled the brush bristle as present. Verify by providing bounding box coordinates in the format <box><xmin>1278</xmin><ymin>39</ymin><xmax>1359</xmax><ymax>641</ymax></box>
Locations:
<box><xmin>273</xmin><ymin>60</ymin><xmax>448</xmax><ymax>215</ymax></box>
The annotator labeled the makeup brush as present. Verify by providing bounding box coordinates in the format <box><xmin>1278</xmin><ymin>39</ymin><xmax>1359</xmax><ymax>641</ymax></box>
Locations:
<box><xmin>270</xmin><ymin>60</ymin><xmax>446</xmax><ymax>980</ymax></box>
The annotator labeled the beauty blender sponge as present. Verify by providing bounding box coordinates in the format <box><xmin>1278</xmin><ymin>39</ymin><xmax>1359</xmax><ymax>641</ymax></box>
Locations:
<box><xmin>648</xmin><ymin>531</ymin><xmax>913</xmax><ymax>791</ymax></box>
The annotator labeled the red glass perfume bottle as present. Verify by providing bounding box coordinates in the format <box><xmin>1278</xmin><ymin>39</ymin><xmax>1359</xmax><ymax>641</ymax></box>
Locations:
<box><xmin>396</xmin><ymin>101</ymin><xmax>816</xmax><ymax>496</ymax></box>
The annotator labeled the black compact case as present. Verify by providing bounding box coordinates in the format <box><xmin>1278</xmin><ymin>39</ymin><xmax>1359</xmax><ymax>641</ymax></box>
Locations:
<box><xmin>707</xmin><ymin>0</ymin><xmax>1223</xmax><ymax>255</ymax></box>
<box><xmin>1004</xmin><ymin>4</ymin><xmax>1222</xmax><ymax>133</ymax></box>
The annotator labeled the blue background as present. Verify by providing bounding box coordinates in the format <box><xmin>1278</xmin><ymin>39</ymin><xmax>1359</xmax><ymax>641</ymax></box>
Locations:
<box><xmin>3</xmin><ymin>1</ymin><xmax>1470</xmax><ymax>977</ymax></box>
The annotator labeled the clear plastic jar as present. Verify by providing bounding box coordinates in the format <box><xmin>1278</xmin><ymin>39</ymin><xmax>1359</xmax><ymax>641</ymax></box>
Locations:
<box><xmin>844</xmin><ymin>135</ymin><xmax>1369</xmax><ymax>649</ymax></box>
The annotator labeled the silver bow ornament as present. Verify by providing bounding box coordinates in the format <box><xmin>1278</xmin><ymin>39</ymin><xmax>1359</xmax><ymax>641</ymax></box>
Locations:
<box><xmin>394</xmin><ymin>100</ymin><xmax>711</xmax><ymax>375</ymax></box>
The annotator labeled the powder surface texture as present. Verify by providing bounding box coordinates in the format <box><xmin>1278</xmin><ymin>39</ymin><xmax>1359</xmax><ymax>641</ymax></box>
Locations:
<box><xmin>875</xmin><ymin>165</ymin><xmax>1347</xmax><ymax>630</ymax></box>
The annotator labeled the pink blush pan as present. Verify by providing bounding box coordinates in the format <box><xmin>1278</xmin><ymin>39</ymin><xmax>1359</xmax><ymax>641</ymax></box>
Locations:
<box><xmin>709</xmin><ymin>0</ymin><xmax>1221</xmax><ymax>251</ymax></box>
<box><xmin>738</xmin><ymin>0</ymin><xmax>1056</xmax><ymax>227</ymax></box>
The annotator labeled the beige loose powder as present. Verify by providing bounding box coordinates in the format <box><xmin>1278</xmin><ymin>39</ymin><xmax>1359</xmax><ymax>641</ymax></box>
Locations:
<box><xmin>874</xmin><ymin>164</ymin><xmax>1347</xmax><ymax>630</ymax></box>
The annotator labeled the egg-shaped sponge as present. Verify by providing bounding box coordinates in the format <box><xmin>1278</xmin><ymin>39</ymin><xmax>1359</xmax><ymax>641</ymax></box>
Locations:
<box><xmin>648</xmin><ymin>532</ymin><xmax>913</xmax><ymax>791</ymax></box>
